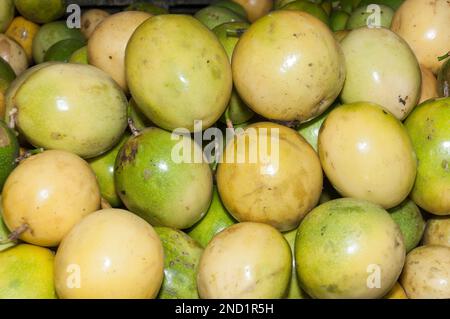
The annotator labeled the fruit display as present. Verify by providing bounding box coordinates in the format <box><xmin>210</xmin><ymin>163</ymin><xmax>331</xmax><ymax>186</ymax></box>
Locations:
<box><xmin>0</xmin><ymin>0</ymin><xmax>448</xmax><ymax>301</ymax></box>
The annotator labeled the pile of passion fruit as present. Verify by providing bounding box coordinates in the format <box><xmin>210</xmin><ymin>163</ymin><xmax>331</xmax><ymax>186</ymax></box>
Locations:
<box><xmin>0</xmin><ymin>0</ymin><xmax>449</xmax><ymax>299</ymax></box>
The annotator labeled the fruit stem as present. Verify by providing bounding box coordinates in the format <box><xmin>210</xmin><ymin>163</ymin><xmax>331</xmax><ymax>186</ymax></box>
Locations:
<box><xmin>226</xmin><ymin>28</ymin><xmax>247</xmax><ymax>38</ymax></box>
<box><xmin>224</xmin><ymin>109</ymin><xmax>235</xmax><ymax>135</ymax></box>
<box><xmin>438</xmin><ymin>52</ymin><xmax>450</xmax><ymax>62</ymax></box>
<box><xmin>15</xmin><ymin>148</ymin><xmax>44</xmax><ymax>164</ymax></box>
<box><xmin>8</xmin><ymin>107</ymin><xmax>17</xmax><ymax>130</ymax></box>
<box><xmin>128</xmin><ymin>118</ymin><xmax>141</xmax><ymax>136</ymax></box>
<box><xmin>0</xmin><ymin>224</ymin><xmax>28</xmax><ymax>244</ymax></box>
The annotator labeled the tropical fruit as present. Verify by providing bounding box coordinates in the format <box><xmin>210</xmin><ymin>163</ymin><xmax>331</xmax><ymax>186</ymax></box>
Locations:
<box><xmin>217</xmin><ymin>122</ymin><xmax>323</xmax><ymax>231</ymax></box>
<box><xmin>194</xmin><ymin>6</ymin><xmax>245</xmax><ymax>30</ymax></box>
<box><xmin>0</xmin><ymin>0</ymin><xmax>14</xmax><ymax>33</ymax></box>
<box><xmin>80</xmin><ymin>9</ymin><xmax>110</xmax><ymax>39</ymax></box>
<box><xmin>124</xmin><ymin>2</ymin><xmax>168</xmax><ymax>15</ymax></box>
<box><xmin>68</xmin><ymin>46</ymin><xmax>88</xmax><ymax>64</ymax></box>
<box><xmin>54</xmin><ymin>209</ymin><xmax>164</xmax><ymax>299</ymax></box>
<box><xmin>0</xmin><ymin>34</ymin><xmax>29</xmax><ymax>75</ymax></box>
<box><xmin>44</xmin><ymin>38</ymin><xmax>86</xmax><ymax>62</ymax></box>
<box><xmin>283</xmin><ymin>228</ymin><xmax>309</xmax><ymax>299</ymax></box>
<box><xmin>281</xmin><ymin>0</ymin><xmax>329</xmax><ymax>25</ymax></box>
<box><xmin>5</xmin><ymin>17</ymin><xmax>40</xmax><ymax>61</ymax></box>
<box><xmin>384</xmin><ymin>282</ymin><xmax>408</xmax><ymax>299</ymax></box>
<box><xmin>14</xmin><ymin>0</ymin><xmax>65</xmax><ymax>24</ymax></box>
<box><xmin>330</xmin><ymin>10</ymin><xmax>349</xmax><ymax>31</ymax></box>
<box><xmin>126</xmin><ymin>15</ymin><xmax>232</xmax><ymax>132</ymax></box>
<box><xmin>232</xmin><ymin>11</ymin><xmax>345</xmax><ymax>123</ymax></box>
<box><xmin>423</xmin><ymin>217</ymin><xmax>450</xmax><ymax>247</ymax></box>
<box><xmin>212</xmin><ymin>0</ymin><xmax>247</xmax><ymax>17</ymax></box>
<box><xmin>419</xmin><ymin>66</ymin><xmax>439</xmax><ymax>103</ymax></box>
<box><xmin>197</xmin><ymin>222</ymin><xmax>292</xmax><ymax>298</ymax></box>
<box><xmin>404</xmin><ymin>98</ymin><xmax>450</xmax><ymax>215</ymax></box>
<box><xmin>1</xmin><ymin>150</ymin><xmax>101</xmax><ymax>247</ymax></box>
<box><xmin>346</xmin><ymin>4</ymin><xmax>394</xmax><ymax>29</ymax></box>
<box><xmin>155</xmin><ymin>227</ymin><xmax>203</xmax><ymax>299</ymax></box>
<box><xmin>319</xmin><ymin>102</ymin><xmax>417</xmax><ymax>209</ymax></box>
<box><xmin>0</xmin><ymin>120</ymin><xmax>19</xmax><ymax>191</ymax></box>
<box><xmin>115</xmin><ymin>127</ymin><xmax>213</xmax><ymax>229</ymax></box>
<box><xmin>295</xmin><ymin>198</ymin><xmax>406</xmax><ymax>299</ymax></box>
<box><xmin>232</xmin><ymin>0</ymin><xmax>273</xmax><ymax>22</ymax></box>
<box><xmin>297</xmin><ymin>103</ymin><xmax>335</xmax><ymax>152</ymax></box>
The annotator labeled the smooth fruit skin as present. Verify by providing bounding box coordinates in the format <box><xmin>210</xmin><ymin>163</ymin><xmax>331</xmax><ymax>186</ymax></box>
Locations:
<box><xmin>423</xmin><ymin>216</ymin><xmax>450</xmax><ymax>247</ymax></box>
<box><xmin>13</xmin><ymin>63</ymin><xmax>128</xmax><ymax>159</ymax></box>
<box><xmin>187</xmin><ymin>187</ymin><xmax>236</xmax><ymax>248</ymax></box>
<box><xmin>297</xmin><ymin>103</ymin><xmax>335</xmax><ymax>152</ymax></box>
<box><xmin>0</xmin><ymin>57</ymin><xmax>15</xmax><ymax>94</ymax></box>
<box><xmin>80</xmin><ymin>9</ymin><xmax>110</xmax><ymax>39</ymax></box>
<box><xmin>400</xmin><ymin>245</ymin><xmax>450</xmax><ymax>299</ymax></box>
<box><xmin>359</xmin><ymin>0</ymin><xmax>404</xmax><ymax>10</ymax></box>
<box><xmin>340</xmin><ymin>27</ymin><xmax>421</xmax><ymax>120</ymax></box>
<box><xmin>295</xmin><ymin>198</ymin><xmax>406</xmax><ymax>299</ymax></box>
<box><xmin>0</xmin><ymin>0</ymin><xmax>14</xmax><ymax>33</ymax></box>
<box><xmin>391</xmin><ymin>0</ymin><xmax>450</xmax><ymax>74</ymax></box>
<box><xmin>0</xmin><ymin>244</ymin><xmax>56</xmax><ymax>299</ymax></box>
<box><xmin>281</xmin><ymin>1</ymin><xmax>330</xmax><ymax>25</ymax></box>
<box><xmin>330</xmin><ymin>10</ymin><xmax>350</xmax><ymax>32</ymax></box>
<box><xmin>155</xmin><ymin>227</ymin><xmax>203</xmax><ymax>299</ymax></box>
<box><xmin>124</xmin><ymin>2</ymin><xmax>168</xmax><ymax>15</ymax></box>
<box><xmin>0</xmin><ymin>200</ymin><xmax>15</xmax><ymax>251</ymax></box>
<box><xmin>195</xmin><ymin>6</ymin><xmax>246</xmax><ymax>30</ymax></box>
<box><xmin>404</xmin><ymin>98</ymin><xmax>450</xmax><ymax>215</ymax></box>
<box><xmin>232</xmin><ymin>0</ymin><xmax>273</xmax><ymax>22</ymax></box>
<box><xmin>88</xmin><ymin>11</ymin><xmax>152</xmax><ymax>92</ymax></box>
<box><xmin>419</xmin><ymin>65</ymin><xmax>439</xmax><ymax>103</ymax></box>
<box><xmin>346</xmin><ymin>4</ymin><xmax>394</xmax><ymax>29</ymax></box>
<box><xmin>44</xmin><ymin>39</ymin><xmax>86</xmax><ymax>62</ymax></box>
<box><xmin>438</xmin><ymin>58</ymin><xmax>449</xmax><ymax>97</ymax></box>
<box><xmin>232</xmin><ymin>11</ymin><xmax>345</xmax><ymax>123</ymax></box>
<box><xmin>197</xmin><ymin>222</ymin><xmax>291</xmax><ymax>299</ymax></box>
<box><xmin>0</xmin><ymin>121</ymin><xmax>19</xmax><ymax>191</ymax></box>
<box><xmin>5</xmin><ymin>17</ymin><xmax>40</xmax><ymax>62</ymax></box>
<box><xmin>217</xmin><ymin>122</ymin><xmax>323</xmax><ymax>232</ymax></box>
<box><xmin>388</xmin><ymin>199</ymin><xmax>425</xmax><ymax>253</ymax></box>
<box><xmin>0</xmin><ymin>34</ymin><xmax>29</xmax><ymax>75</ymax></box>
<box><xmin>69</xmin><ymin>46</ymin><xmax>88</xmax><ymax>64</ymax></box>
<box><xmin>384</xmin><ymin>282</ymin><xmax>408</xmax><ymax>299</ymax></box>
<box><xmin>212</xmin><ymin>0</ymin><xmax>247</xmax><ymax>17</ymax></box>
<box><xmin>212</xmin><ymin>22</ymin><xmax>254</xmax><ymax>125</ymax></box>
<box><xmin>283</xmin><ymin>229</ymin><xmax>309</xmax><ymax>299</ymax></box>
<box><xmin>54</xmin><ymin>209</ymin><xmax>164</xmax><ymax>299</ymax></box>
<box><xmin>2</xmin><ymin>150</ymin><xmax>101</xmax><ymax>247</ymax></box>
<box><xmin>115</xmin><ymin>127</ymin><xmax>213</xmax><ymax>230</ymax></box>
<box><xmin>89</xmin><ymin>133</ymin><xmax>130</xmax><ymax>208</ymax></box>
<box><xmin>126</xmin><ymin>15</ymin><xmax>232</xmax><ymax>132</ymax></box>
<box><xmin>32</xmin><ymin>21</ymin><xmax>85</xmax><ymax>64</ymax></box>
<box><xmin>319</xmin><ymin>102</ymin><xmax>417</xmax><ymax>209</ymax></box>
<box><xmin>14</xmin><ymin>0</ymin><xmax>65</xmax><ymax>24</ymax></box>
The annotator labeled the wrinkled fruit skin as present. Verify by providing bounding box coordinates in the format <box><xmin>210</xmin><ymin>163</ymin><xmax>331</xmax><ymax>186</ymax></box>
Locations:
<box><xmin>217</xmin><ymin>122</ymin><xmax>323</xmax><ymax>232</ymax></box>
<box><xmin>232</xmin><ymin>11</ymin><xmax>345</xmax><ymax>123</ymax></box>
<box><xmin>319</xmin><ymin>102</ymin><xmax>417</xmax><ymax>209</ymax></box>
<box><xmin>13</xmin><ymin>63</ymin><xmax>128</xmax><ymax>159</ymax></box>
<box><xmin>295</xmin><ymin>198</ymin><xmax>405</xmax><ymax>299</ymax></box>
<box><xmin>126</xmin><ymin>15</ymin><xmax>232</xmax><ymax>132</ymax></box>
<box><xmin>404</xmin><ymin>98</ymin><xmax>450</xmax><ymax>215</ymax></box>
<box><xmin>197</xmin><ymin>222</ymin><xmax>292</xmax><ymax>299</ymax></box>
<box><xmin>115</xmin><ymin>127</ymin><xmax>213</xmax><ymax>229</ymax></box>
<box><xmin>155</xmin><ymin>227</ymin><xmax>203</xmax><ymax>299</ymax></box>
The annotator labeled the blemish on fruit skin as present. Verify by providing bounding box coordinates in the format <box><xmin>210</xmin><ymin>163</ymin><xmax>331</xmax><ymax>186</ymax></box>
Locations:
<box><xmin>442</xmin><ymin>159</ymin><xmax>449</xmax><ymax>171</ymax></box>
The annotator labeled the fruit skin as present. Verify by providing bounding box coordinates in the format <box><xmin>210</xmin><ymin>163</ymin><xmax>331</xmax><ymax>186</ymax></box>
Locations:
<box><xmin>69</xmin><ymin>46</ymin><xmax>88</xmax><ymax>64</ymax></box>
<box><xmin>0</xmin><ymin>0</ymin><xmax>14</xmax><ymax>33</ymax></box>
<box><xmin>340</xmin><ymin>27</ymin><xmax>421</xmax><ymax>120</ymax></box>
<box><xmin>14</xmin><ymin>0</ymin><xmax>65</xmax><ymax>24</ymax></box>
<box><xmin>54</xmin><ymin>209</ymin><xmax>164</xmax><ymax>299</ymax></box>
<box><xmin>232</xmin><ymin>0</ymin><xmax>273</xmax><ymax>22</ymax></box>
<box><xmin>283</xmin><ymin>229</ymin><xmax>309</xmax><ymax>299</ymax></box>
<box><xmin>124</xmin><ymin>2</ymin><xmax>168</xmax><ymax>15</ymax></box>
<box><xmin>187</xmin><ymin>187</ymin><xmax>236</xmax><ymax>248</ymax></box>
<box><xmin>391</xmin><ymin>0</ymin><xmax>450</xmax><ymax>74</ymax></box>
<box><xmin>115</xmin><ymin>127</ymin><xmax>213</xmax><ymax>230</ymax></box>
<box><xmin>346</xmin><ymin>4</ymin><xmax>394</xmax><ymax>29</ymax></box>
<box><xmin>212</xmin><ymin>0</ymin><xmax>247</xmax><ymax>18</ymax></box>
<box><xmin>155</xmin><ymin>227</ymin><xmax>203</xmax><ymax>299</ymax></box>
<box><xmin>419</xmin><ymin>65</ymin><xmax>439</xmax><ymax>103</ymax></box>
<box><xmin>404</xmin><ymin>98</ymin><xmax>450</xmax><ymax>215</ymax></box>
<box><xmin>212</xmin><ymin>22</ymin><xmax>254</xmax><ymax>125</ymax></box>
<box><xmin>423</xmin><ymin>216</ymin><xmax>450</xmax><ymax>247</ymax></box>
<box><xmin>400</xmin><ymin>245</ymin><xmax>450</xmax><ymax>299</ymax></box>
<box><xmin>88</xmin><ymin>11</ymin><xmax>152</xmax><ymax>92</ymax></box>
<box><xmin>197</xmin><ymin>222</ymin><xmax>292</xmax><ymax>299</ymax></box>
<box><xmin>281</xmin><ymin>0</ymin><xmax>329</xmax><ymax>25</ymax></box>
<box><xmin>319</xmin><ymin>102</ymin><xmax>417</xmax><ymax>209</ymax></box>
<box><xmin>437</xmin><ymin>58</ymin><xmax>449</xmax><ymax>97</ymax></box>
<box><xmin>5</xmin><ymin>17</ymin><xmax>40</xmax><ymax>62</ymax></box>
<box><xmin>0</xmin><ymin>57</ymin><xmax>15</xmax><ymax>94</ymax></box>
<box><xmin>0</xmin><ymin>34</ymin><xmax>29</xmax><ymax>75</ymax></box>
<box><xmin>89</xmin><ymin>133</ymin><xmax>130</xmax><ymax>208</ymax></box>
<box><xmin>0</xmin><ymin>244</ymin><xmax>56</xmax><ymax>299</ymax></box>
<box><xmin>126</xmin><ymin>15</ymin><xmax>232</xmax><ymax>132</ymax></box>
<box><xmin>359</xmin><ymin>0</ymin><xmax>404</xmax><ymax>10</ymax></box>
<box><xmin>232</xmin><ymin>11</ymin><xmax>345</xmax><ymax>123</ymax></box>
<box><xmin>330</xmin><ymin>10</ymin><xmax>349</xmax><ymax>32</ymax></box>
<box><xmin>295</xmin><ymin>198</ymin><xmax>405</xmax><ymax>299</ymax></box>
<box><xmin>217</xmin><ymin>122</ymin><xmax>323</xmax><ymax>232</ymax></box>
<box><xmin>32</xmin><ymin>21</ymin><xmax>85</xmax><ymax>64</ymax></box>
<box><xmin>0</xmin><ymin>120</ymin><xmax>19</xmax><ymax>191</ymax></box>
<box><xmin>80</xmin><ymin>9</ymin><xmax>110</xmax><ymax>39</ymax></box>
<box><xmin>12</xmin><ymin>63</ymin><xmax>128</xmax><ymax>159</ymax></box>
<box><xmin>44</xmin><ymin>39</ymin><xmax>86</xmax><ymax>62</ymax></box>
<box><xmin>388</xmin><ymin>199</ymin><xmax>425</xmax><ymax>253</ymax></box>
<box><xmin>128</xmin><ymin>98</ymin><xmax>152</xmax><ymax>131</ymax></box>
<box><xmin>2</xmin><ymin>150</ymin><xmax>101</xmax><ymax>247</ymax></box>
<box><xmin>195</xmin><ymin>6</ymin><xmax>246</xmax><ymax>30</ymax></box>
<box><xmin>384</xmin><ymin>282</ymin><xmax>408</xmax><ymax>299</ymax></box>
